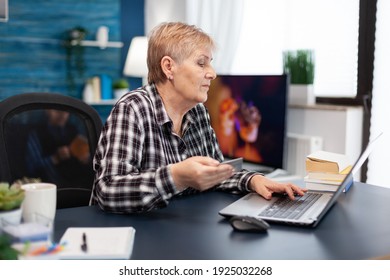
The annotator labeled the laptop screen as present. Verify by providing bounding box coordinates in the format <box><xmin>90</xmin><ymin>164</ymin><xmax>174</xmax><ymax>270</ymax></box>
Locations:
<box><xmin>313</xmin><ymin>132</ymin><xmax>383</xmax><ymax>226</ymax></box>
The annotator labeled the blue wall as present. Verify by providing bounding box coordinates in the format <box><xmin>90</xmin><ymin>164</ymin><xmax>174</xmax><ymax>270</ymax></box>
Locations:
<box><xmin>120</xmin><ymin>0</ymin><xmax>145</xmax><ymax>91</ymax></box>
<box><xmin>0</xmin><ymin>0</ymin><xmax>144</xmax><ymax>105</ymax></box>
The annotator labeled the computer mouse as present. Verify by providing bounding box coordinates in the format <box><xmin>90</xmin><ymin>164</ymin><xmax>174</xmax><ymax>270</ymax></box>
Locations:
<box><xmin>229</xmin><ymin>216</ymin><xmax>270</xmax><ymax>232</ymax></box>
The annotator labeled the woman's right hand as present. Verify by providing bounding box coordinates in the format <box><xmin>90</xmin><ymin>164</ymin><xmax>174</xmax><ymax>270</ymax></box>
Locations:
<box><xmin>170</xmin><ymin>156</ymin><xmax>234</xmax><ymax>191</ymax></box>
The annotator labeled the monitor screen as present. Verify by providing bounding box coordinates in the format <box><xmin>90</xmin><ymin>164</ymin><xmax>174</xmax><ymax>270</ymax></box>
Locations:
<box><xmin>204</xmin><ymin>75</ymin><xmax>288</xmax><ymax>169</ymax></box>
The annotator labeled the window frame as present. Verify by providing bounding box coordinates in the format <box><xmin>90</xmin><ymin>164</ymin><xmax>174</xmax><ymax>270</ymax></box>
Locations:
<box><xmin>315</xmin><ymin>0</ymin><xmax>377</xmax><ymax>182</ymax></box>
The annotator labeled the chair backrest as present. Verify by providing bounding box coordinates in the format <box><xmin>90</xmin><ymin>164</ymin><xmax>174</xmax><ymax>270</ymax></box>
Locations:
<box><xmin>0</xmin><ymin>93</ymin><xmax>103</xmax><ymax>209</ymax></box>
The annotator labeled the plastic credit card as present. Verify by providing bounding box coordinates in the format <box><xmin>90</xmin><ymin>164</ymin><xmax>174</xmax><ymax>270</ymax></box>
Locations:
<box><xmin>221</xmin><ymin>158</ymin><xmax>243</xmax><ymax>171</ymax></box>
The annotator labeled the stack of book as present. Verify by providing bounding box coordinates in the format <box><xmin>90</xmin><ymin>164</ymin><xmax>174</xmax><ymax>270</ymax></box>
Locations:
<box><xmin>304</xmin><ymin>150</ymin><xmax>352</xmax><ymax>192</ymax></box>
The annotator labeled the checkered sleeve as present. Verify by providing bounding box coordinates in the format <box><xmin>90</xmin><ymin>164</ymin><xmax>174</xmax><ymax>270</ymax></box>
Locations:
<box><xmin>91</xmin><ymin>97</ymin><xmax>178</xmax><ymax>214</ymax></box>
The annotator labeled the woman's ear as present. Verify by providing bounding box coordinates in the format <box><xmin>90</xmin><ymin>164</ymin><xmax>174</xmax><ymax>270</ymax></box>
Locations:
<box><xmin>161</xmin><ymin>56</ymin><xmax>174</xmax><ymax>80</ymax></box>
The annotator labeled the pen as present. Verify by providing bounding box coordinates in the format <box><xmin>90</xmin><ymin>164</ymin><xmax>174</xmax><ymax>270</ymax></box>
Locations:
<box><xmin>81</xmin><ymin>232</ymin><xmax>88</xmax><ymax>252</ymax></box>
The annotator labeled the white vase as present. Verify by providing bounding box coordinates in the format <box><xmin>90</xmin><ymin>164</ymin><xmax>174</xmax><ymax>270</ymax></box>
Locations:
<box><xmin>82</xmin><ymin>80</ymin><xmax>95</xmax><ymax>103</ymax></box>
<box><xmin>288</xmin><ymin>84</ymin><xmax>315</xmax><ymax>106</ymax></box>
<box><xmin>114</xmin><ymin>88</ymin><xmax>129</xmax><ymax>100</ymax></box>
<box><xmin>0</xmin><ymin>208</ymin><xmax>22</xmax><ymax>231</ymax></box>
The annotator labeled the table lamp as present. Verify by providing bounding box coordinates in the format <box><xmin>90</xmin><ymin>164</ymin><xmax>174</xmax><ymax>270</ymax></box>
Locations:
<box><xmin>123</xmin><ymin>36</ymin><xmax>148</xmax><ymax>85</ymax></box>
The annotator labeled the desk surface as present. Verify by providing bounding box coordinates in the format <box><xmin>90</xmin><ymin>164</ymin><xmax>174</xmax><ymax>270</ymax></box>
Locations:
<box><xmin>54</xmin><ymin>181</ymin><xmax>390</xmax><ymax>260</ymax></box>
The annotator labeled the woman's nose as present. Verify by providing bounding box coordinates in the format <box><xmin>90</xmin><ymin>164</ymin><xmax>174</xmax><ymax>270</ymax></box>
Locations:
<box><xmin>207</xmin><ymin>65</ymin><xmax>217</xmax><ymax>80</ymax></box>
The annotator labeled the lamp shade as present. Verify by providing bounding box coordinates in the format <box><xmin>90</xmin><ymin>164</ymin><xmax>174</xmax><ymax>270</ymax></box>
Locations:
<box><xmin>123</xmin><ymin>36</ymin><xmax>148</xmax><ymax>78</ymax></box>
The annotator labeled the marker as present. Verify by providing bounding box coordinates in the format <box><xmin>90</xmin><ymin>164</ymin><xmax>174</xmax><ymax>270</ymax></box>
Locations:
<box><xmin>81</xmin><ymin>232</ymin><xmax>88</xmax><ymax>252</ymax></box>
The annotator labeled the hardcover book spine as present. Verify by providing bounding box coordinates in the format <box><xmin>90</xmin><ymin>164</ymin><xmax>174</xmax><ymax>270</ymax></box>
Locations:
<box><xmin>100</xmin><ymin>74</ymin><xmax>113</xmax><ymax>100</ymax></box>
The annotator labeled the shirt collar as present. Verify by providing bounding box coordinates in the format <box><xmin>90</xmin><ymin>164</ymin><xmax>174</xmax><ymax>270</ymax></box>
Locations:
<box><xmin>148</xmin><ymin>83</ymin><xmax>171</xmax><ymax>126</ymax></box>
<box><xmin>148</xmin><ymin>83</ymin><xmax>197</xmax><ymax>129</ymax></box>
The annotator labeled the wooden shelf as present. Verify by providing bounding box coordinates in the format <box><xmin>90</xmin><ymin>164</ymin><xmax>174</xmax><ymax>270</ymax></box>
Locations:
<box><xmin>87</xmin><ymin>99</ymin><xmax>117</xmax><ymax>105</ymax></box>
<box><xmin>70</xmin><ymin>40</ymin><xmax>123</xmax><ymax>49</ymax></box>
<box><xmin>0</xmin><ymin>37</ymin><xmax>123</xmax><ymax>49</ymax></box>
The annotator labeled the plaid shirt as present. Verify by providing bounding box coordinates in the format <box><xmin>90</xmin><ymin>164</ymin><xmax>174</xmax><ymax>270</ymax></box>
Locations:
<box><xmin>91</xmin><ymin>84</ymin><xmax>258</xmax><ymax>213</ymax></box>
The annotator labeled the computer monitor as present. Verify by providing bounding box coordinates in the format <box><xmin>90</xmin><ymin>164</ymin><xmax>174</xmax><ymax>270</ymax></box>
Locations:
<box><xmin>204</xmin><ymin>75</ymin><xmax>288</xmax><ymax>170</ymax></box>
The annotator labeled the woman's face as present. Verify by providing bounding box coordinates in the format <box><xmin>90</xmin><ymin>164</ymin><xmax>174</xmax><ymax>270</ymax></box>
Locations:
<box><xmin>172</xmin><ymin>46</ymin><xmax>216</xmax><ymax>106</ymax></box>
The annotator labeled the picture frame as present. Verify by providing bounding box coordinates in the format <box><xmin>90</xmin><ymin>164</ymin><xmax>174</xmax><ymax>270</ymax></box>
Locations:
<box><xmin>0</xmin><ymin>0</ymin><xmax>8</xmax><ymax>22</ymax></box>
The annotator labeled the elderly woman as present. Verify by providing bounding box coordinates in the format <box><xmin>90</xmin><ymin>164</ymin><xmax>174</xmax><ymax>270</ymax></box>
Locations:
<box><xmin>91</xmin><ymin>22</ymin><xmax>305</xmax><ymax>213</ymax></box>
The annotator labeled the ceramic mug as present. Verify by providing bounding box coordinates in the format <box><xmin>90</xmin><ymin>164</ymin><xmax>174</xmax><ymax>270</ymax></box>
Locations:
<box><xmin>21</xmin><ymin>183</ymin><xmax>57</xmax><ymax>223</ymax></box>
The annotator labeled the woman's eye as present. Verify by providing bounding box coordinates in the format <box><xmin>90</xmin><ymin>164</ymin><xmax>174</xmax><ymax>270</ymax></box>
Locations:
<box><xmin>197</xmin><ymin>59</ymin><xmax>206</xmax><ymax>67</ymax></box>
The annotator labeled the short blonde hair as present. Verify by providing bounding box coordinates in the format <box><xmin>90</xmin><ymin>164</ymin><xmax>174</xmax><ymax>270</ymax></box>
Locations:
<box><xmin>147</xmin><ymin>22</ymin><xmax>215</xmax><ymax>84</ymax></box>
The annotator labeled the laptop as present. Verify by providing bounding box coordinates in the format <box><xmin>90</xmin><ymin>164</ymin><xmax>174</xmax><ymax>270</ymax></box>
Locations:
<box><xmin>219</xmin><ymin>133</ymin><xmax>383</xmax><ymax>227</ymax></box>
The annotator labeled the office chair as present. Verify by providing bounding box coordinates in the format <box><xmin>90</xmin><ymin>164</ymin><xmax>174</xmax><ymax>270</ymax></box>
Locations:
<box><xmin>0</xmin><ymin>93</ymin><xmax>103</xmax><ymax>209</ymax></box>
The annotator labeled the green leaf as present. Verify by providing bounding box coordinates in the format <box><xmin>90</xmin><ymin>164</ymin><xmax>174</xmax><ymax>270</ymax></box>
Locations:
<box><xmin>0</xmin><ymin>235</ymin><xmax>19</xmax><ymax>260</ymax></box>
<box><xmin>283</xmin><ymin>49</ymin><xmax>315</xmax><ymax>84</ymax></box>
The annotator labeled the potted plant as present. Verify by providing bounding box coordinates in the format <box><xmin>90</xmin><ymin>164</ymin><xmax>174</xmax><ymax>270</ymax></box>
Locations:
<box><xmin>0</xmin><ymin>178</ymin><xmax>43</xmax><ymax>260</ymax></box>
<box><xmin>113</xmin><ymin>78</ymin><xmax>130</xmax><ymax>100</ymax></box>
<box><xmin>64</xmin><ymin>26</ymin><xmax>88</xmax><ymax>97</ymax></box>
<box><xmin>0</xmin><ymin>177</ymin><xmax>40</xmax><ymax>230</ymax></box>
<box><xmin>283</xmin><ymin>49</ymin><xmax>315</xmax><ymax>105</ymax></box>
<box><xmin>0</xmin><ymin>183</ymin><xmax>25</xmax><ymax>230</ymax></box>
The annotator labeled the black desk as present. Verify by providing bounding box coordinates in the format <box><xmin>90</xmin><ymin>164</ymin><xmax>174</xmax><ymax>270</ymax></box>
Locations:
<box><xmin>54</xmin><ymin>181</ymin><xmax>390</xmax><ymax>260</ymax></box>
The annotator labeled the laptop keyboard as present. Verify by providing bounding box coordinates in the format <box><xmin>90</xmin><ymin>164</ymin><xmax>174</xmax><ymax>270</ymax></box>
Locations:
<box><xmin>259</xmin><ymin>192</ymin><xmax>322</xmax><ymax>220</ymax></box>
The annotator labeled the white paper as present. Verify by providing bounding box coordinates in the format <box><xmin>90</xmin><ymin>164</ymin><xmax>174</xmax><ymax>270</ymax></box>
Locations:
<box><xmin>59</xmin><ymin>227</ymin><xmax>136</xmax><ymax>259</ymax></box>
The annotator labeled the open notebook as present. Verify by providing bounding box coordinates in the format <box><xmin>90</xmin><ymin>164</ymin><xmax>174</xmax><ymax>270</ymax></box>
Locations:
<box><xmin>58</xmin><ymin>227</ymin><xmax>136</xmax><ymax>259</ymax></box>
